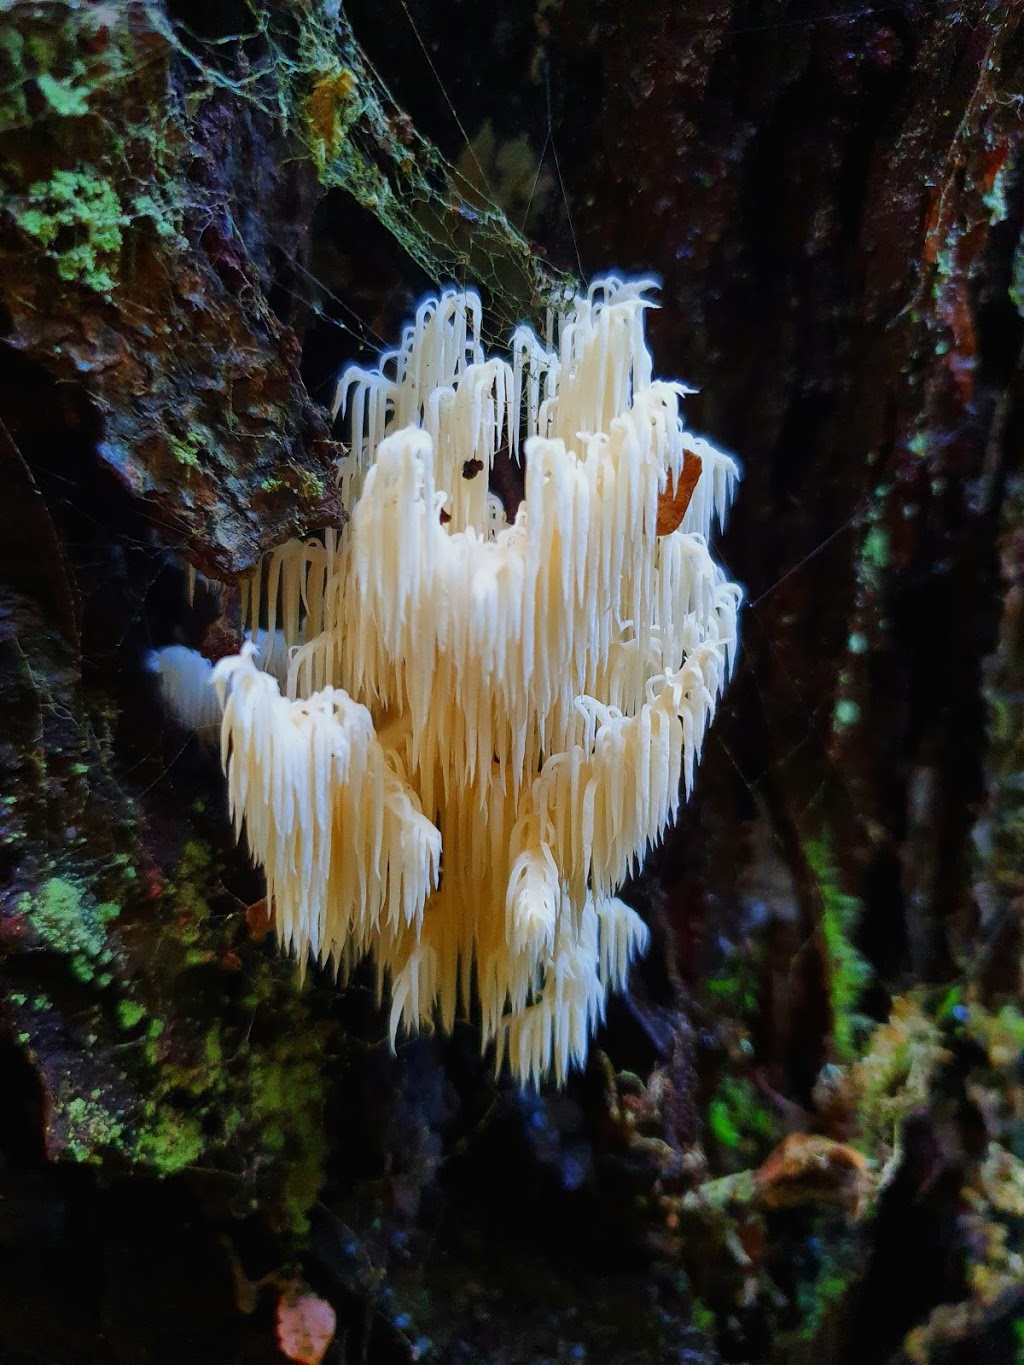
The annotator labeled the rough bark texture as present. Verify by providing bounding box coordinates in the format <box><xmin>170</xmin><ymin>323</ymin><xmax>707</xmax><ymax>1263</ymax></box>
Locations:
<box><xmin>1</xmin><ymin>2</ymin><xmax>1023</xmax><ymax>1363</ymax></box>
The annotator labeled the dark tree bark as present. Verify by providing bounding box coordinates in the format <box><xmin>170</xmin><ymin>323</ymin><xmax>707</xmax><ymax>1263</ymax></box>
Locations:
<box><xmin>1</xmin><ymin>2</ymin><xmax>1023</xmax><ymax>1363</ymax></box>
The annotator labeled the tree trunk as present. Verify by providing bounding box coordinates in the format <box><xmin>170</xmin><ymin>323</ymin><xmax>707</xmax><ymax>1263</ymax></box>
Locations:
<box><xmin>1</xmin><ymin>2</ymin><xmax>1022</xmax><ymax>1362</ymax></box>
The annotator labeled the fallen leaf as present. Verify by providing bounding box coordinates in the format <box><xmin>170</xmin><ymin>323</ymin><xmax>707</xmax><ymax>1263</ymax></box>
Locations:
<box><xmin>276</xmin><ymin>1285</ymin><xmax>336</xmax><ymax>1365</ymax></box>
<box><xmin>754</xmin><ymin>1132</ymin><xmax>872</xmax><ymax>1216</ymax></box>
<box><xmin>656</xmin><ymin>449</ymin><xmax>702</xmax><ymax>535</ymax></box>
<box><xmin>245</xmin><ymin>898</ymin><xmax>272</xmax><ymax>941</ymax></box>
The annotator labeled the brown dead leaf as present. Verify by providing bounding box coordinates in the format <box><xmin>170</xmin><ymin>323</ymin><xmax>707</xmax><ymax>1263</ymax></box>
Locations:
<box><xmin>276</xmin><ymin>1285</ymin><xmax>336</xmax><ymax>1365</ymax></box>
<box><xmin>245</xmin><ymin>898</ymin><xmax>272</xmax><ymax>942</ymax></box>
<box><xmin>754</xmin><ymin>1132</ymin><xmax>872</xmax><ymax>1216</ymax></box>
<box><xmin>655</xmin><ymin>450</ymin><xmax>702</xmax><ymax>536</ymax></box>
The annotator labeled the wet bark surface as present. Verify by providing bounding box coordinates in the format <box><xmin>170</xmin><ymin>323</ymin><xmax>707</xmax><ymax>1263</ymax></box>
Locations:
<box><xmin>1</xmin><ymin>2</ymin><xmax>1023</xmax><ymax>1363</ymax></box>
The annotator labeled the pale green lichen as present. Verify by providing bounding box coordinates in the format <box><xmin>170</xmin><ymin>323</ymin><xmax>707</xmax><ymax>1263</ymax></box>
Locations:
<box><xmin>129</xmin><ymin>191</ymin><xmax>181</xmax><ymax>241</ymax></box>
<box><xmin>22</xmin><ymin>876</ymin><xmax>119</xmax><ymax>985</ymax></box>
<box><xmin>298</xmin><ymin>468</ymin><xmax>327</xmax><ymax>500</ymax></box>
<box><xmin>59</xmin><ymin>1085</ymin><xmax>204</xmax><ymax>1176</ymax></box>
<box><xmin>36</xmin><ymin>70</ymin><xmax>90</xmax><ymax>117</ymax></box>
<box><xmin>983</xmin><ymin>162</ymin><xmax>1010</xmax><ymax>226</ymax></box>
<box><xmin>833</xmin><ymin>698</ymin><xmax>861</xmax><ymax>731</ymax></box>
<box><xmin>63</xmin><ymin>1095</ymin><xmax>126</xmax><ymax>1162</ymax></box>
<box><xmin>13</xmin><ymin>169</ymin><xmax>126</xmax><ymax>294</ymax></box>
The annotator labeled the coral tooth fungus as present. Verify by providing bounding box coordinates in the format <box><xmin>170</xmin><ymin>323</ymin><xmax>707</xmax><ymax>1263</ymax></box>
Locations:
<box><xmin>180</xmin><ymin>277</ymin><xmax>740</xmax><ymax>1085</ymax></box>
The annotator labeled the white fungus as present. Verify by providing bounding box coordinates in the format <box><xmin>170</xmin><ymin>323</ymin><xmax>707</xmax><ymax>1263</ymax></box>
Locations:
<box><xmin>157</xmin><ymin>277</ymin><xmax>742</xmax><ymax>1086</ymax></box>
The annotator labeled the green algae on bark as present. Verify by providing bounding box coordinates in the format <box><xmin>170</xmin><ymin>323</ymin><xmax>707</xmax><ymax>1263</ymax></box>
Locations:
<box><xmin>0</xmin><ymin>0</ymin><xmax>339</xmax><ymax>577</ymax></box>
<box><xmin>0</xmin><ymin>0</ymin><xmax>571</xmax><ymax>583</ymax></box>
<box><xmin>0</xmin><ymin>587</ymin><xmax>328</xmax><ymax>1241</ymax></box>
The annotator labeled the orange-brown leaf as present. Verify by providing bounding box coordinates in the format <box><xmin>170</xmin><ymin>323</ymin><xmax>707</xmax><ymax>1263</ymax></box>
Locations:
<box><xmin>754</xmin><ymin>1132</ymin><xmax>871</xmax><ymax>1216</ymax></box>
<box><xmin>656</xmin><ymin>450</ymin><xmax>702</xmax><ymax>536</ymax></box>
<box><xmin>245</xmin><ymin>898</ymin><xmax>272</xmax><ymax>942</ymax></box>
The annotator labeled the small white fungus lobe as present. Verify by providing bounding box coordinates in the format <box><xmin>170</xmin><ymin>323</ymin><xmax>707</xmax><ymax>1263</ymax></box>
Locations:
<box><xmin>158</xmin><ymin>277</ymin><xmax>741</xmax><ymax>1086</ymax></box>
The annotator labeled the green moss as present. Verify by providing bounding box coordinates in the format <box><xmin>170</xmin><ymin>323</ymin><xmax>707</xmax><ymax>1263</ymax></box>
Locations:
<box><xmin>937</xmin><ymin>984</ymin><xmax>963</xmax><ymax>1021</ymax></box>
<box><xmin>704</xmin><ymin>930</ymin><xmax>762</xmax><ymax>1020</ymax></box>
<box><xmin>126</xmin><ymin>1000</ymin><xmax>327</xmax><ymax>1232</ymax></box>
<box><xmin>22</xmin><ymin>876</ymin><xmax>119</xmax><ymax>984</ymax></box>
<box><xmin>13</xmin><ymin>170</ymin><xmax>127</xmax><ymax>294</ymax></box>
<box><xmin>117</xmin><ymin>999</ymin><xmax>146</xmax><ymax>1031</ymax></box>
<box><xmin>2</xmin><ymin>1</ymin><xmax>185</xmax><ymax>308</ymax></box>
<box><xmin>805</xmin><ymin>839</ymin><xmax>871</xmax><ymax>1061</ymax></box>
<box><xmin>702</xmin><ymin>930</ymin><xmax>780</xmax><ymax>1160</ymax></box>
<box><xmin>204</xmin><ymin>1027</ymin><xmax>223</xmax><ymax>1069</ymax></box>
<box><xmin>966</xmin><ymin>1003</ymin><xmax>1024</xmax><ymax>1069</ymax></box>
<box><xmin>691</xmin><ymin>1299</ymin><xmax>715</xmax><ymax>1335</ymax></box>
<box><xmin>708</xmin><ymin>1097</ymin><xmax>741</xmax><ymax>1149</ymax></box>
<box><xmin>709</xmin><ymin>1075</ymin><xmax>777</xmax><ymax>1157</ymax></box>
<box><xmin>250</xmin><ymin>1034</ymin><xmax>328</xmax><ymax>1236</ymax></box>
<box><xmin>168</xmin><ymin>434</ymin><xmax>205</xmax><ymax>471</ymax></box>
<box><xmin>87</xmin><ymin>841</ymin><xmax>330</xmax><ymax>1235</ymax></box>
<box><xmin>259</xmin><ymin>468</ymin><xmax>327</xmax><ymax>503</ymax></box>
<box><xmin>136</xmin><ymin>1105</ymin><xmax>205</xmax><ymax>1175</ymax></box>
<box><xmin>789</xmin><ymin>1240</ymin><xmax>862</xmax><ymax>1347</ymax></box>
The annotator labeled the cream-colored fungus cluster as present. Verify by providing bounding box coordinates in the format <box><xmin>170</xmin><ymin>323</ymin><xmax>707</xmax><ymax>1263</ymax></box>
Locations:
<box><xmin>161</xmin><ymin>278</ymin><xmax>741</xmax><ymax>1085</ymax></box>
